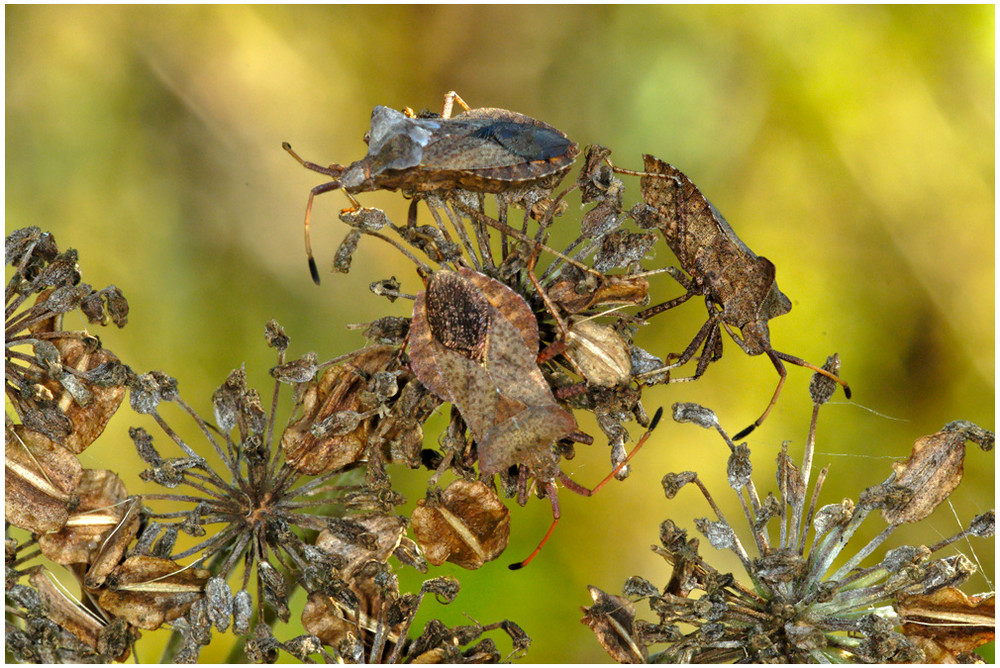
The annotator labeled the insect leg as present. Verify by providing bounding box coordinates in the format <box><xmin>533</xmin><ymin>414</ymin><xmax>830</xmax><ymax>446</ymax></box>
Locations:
<box><xmin>634</xmin><ymin>314</ymin><xmax>720</xmax><ymax>382</ymax></box>
<box><xmin>508</xmin><ymin>482</ymin><xmax>561</xmax><ymax>570</ymax></box>
<box><xmin>734</xmin><ymin>350</ymin><xmax>788</xmax><ymax>440</ymax></box>
<box><xmin>561</xmin><ymin>406</ymin><xmax>663</xmax><ymax>498</ymax></box>
<box><xmin>772</xmin><ymin>350</ymin><xmax>851</xmax><ymax>399</ymax></box>
<box><xmin>635</xmin><ymin>289</ymin><xmax>696</xmax><ymax>320</ymax></box>
<box><xmin>440</xmin><ymin>91</ymin><xmax>472</xmax><ymax>120</ymax></box>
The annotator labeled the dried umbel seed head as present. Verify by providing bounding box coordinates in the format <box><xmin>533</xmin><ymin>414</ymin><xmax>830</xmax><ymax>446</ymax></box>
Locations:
<box><xmin>586</xmin><ymin>393</ymin><xmax>994</xmax><ymax>663</ymax></box>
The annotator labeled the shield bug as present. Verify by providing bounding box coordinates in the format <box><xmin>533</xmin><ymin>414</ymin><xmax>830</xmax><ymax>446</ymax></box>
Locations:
<box><xmin>627</xmin><ymin>154</ymin><xmax>849</xmax><ymax>438</ymax></box>
<box><xmin>284</xmin><ymin>91</ymin><xmax>579</xmax><ymax>283</ymax></box>
<box><xmin>407</xmin><ymin>265</ymin><xmax>661</xmax><ymax>568</ymax></box>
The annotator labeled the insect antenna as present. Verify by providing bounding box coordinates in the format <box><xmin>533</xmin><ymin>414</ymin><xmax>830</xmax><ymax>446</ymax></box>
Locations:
<box><xmin>283</xmin><ymin>142</ymin><xmax>359</xmax><ymax>284</ymax></box>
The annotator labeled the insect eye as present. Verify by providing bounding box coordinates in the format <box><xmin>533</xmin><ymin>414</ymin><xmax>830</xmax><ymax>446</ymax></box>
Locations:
<box><xmin>363</xmin><ymin>131</ymin><xmax>371</xmax><ymax>145</ymax></box>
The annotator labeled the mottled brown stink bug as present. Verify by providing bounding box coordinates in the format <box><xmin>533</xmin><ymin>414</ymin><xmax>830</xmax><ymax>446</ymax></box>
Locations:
<box><xmin>629</xmin><ymin>154</ymin><xmax>850</xmax><ymax>439</ymax></box>
<box><xmin>407</xmin><ymin>265</ymin><xmax>661</xmax><ymax>569</ymax></box>
<box><xmin>284</xmin><ymin>92</ymin><xmax>579</xmax><ymax>283</ymax></box>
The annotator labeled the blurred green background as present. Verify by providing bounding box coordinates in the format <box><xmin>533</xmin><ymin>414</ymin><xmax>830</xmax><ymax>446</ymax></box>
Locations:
<box><xmin>6</xmin><ymin>6</ymin><xmax>994</xmax><ymax>663</ymax></box>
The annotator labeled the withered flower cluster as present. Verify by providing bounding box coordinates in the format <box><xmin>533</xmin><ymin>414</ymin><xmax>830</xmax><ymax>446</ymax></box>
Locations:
<box><xmin>6</xmin><ymin>227</ymin><xmax>137</xmax><ymax>661</ymax></box>
<box><xmin>7</xmin><ymin>95</ymin><xmax>994</xmax><ymax>664</ymax></box>
<box><xmin>6</xmin><ymin>228</ymin><xmax>526</xmax><ymax>663</ymax></box>
<box><xmin>128</xmin><ymin>325</ymin><xmax>526</xmax><ymax>662</ymax></box>
<box><xmin>583</xmin><ymin>358</ymin><xmax>995</xmax><ymax>663</ymax></box>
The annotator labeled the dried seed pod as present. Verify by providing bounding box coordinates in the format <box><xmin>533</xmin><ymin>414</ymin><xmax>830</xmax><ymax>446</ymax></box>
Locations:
<box><xmin>369</xmin><ymin>277</ymin><xmax>403</xmax><ymax>302</ymax></box>
<box><xmin>264</xmin><ymin>318</ymin><xmax>290</xmax><ymax>352</ymax></box>
<box><xmin>233</xmin><ymin>589</ymin><xmax>253</xmax><ymax>635</ymax></box>
<box><xmin>371</xmin><ymin>377</ymin><xmax>441</xmax><ymax>469</ymax></box>
<box><xmin>333</xmin><ymin>229</ymin><xmax>363</xmax><ymax>274</ymax></box>
<box><xmin>547</xmin><ymin>275</ymin><xmax>649</xmax><ymax>315</ymax></box>
<box><xmin>5</xmin><ymin>424</ymin><xmax>83</xmax><ymax>533</ymax></box>
<box><xmin>339</xmin><ymin>206</ymin><xmax>390</xmax><ymax>232</ymax></box>
<box><xmin>411</xmin><ymin>479</ymin><xmax>510</xmax><ymax>569</ymax></box>
<box><xmin>896</xmin><ymin>587</ymin><xmax>996</xmax><ymax>658</ymax></box>
<box><xmin>41</xmin><ymin>470</ymin><xmax>138</xmax><ymax>588</ymax></box>
<box><xmin>391</xmin><ymin>536</ymin><xmax>428</xmax><ymax>573</ymax></box>
<box><xmin>128</xmin><ymin>371</ymin><xmax>178</xmax><ymax>414</ymax></box>
<box><xmin>564</xmin><ymin>320</ymin><xmax>632</xmax><ymax>388</ymax></box>
<box><xmin>363</xmin><ymin>315</ymin><xmax>409</xmax><ymax>343</ymax></box>
<box><xmin>580</xmin><ymin>585</ymin><xmax>645</xmax><ymax>663</ymax></box>
<box><xmin>883</xmin><ymin>422</ymin><xmax>994</xmax><ymax>525</ymax></box>
<box><xmin>315</xmin><ymin>514</ymin><xmax>407</xmax><ymax>578</ymax></box>
<box><xmin>671</xmin><ymin>402</ymin><xmax>718</xmax><ymax>430</ymax></box>
<box><xmin>98</xmin><ymin>555</ymin><xmax>209</xmax><ymax>630</ymax></box>
<box><xmin>206</xmin><ymin>576</ymin><xmax>234</xmax><ymax>632</ymax></box>
<box><xmin>662</xmin><ymin>471</ymin><xmax>698</xmax><ymax>499</ymax></box>
<box><xmin>27</xmin><ymin>334</ymin><xmax>128</xmax><ymax>454</ymax></box>
<box><xmin>270</xmin><ymin>351</ymin><xmax>319</xmax><ymax>384</ymax></box>
<box><xmin>257</xmin><ymin>561</ymin><xmax>290</xmax><ymax>622</ymax></box>
<box><xmin>29</xmin><ymin>568</ymin><xmax>130</xmax><ymax>661</ymax></box>
<box><xmin>810</xmin><ymin>354</ymin><xmax>842</xmax><ymax>406</ymax></box>
<box><xmin>281</xmin><ymin>346</ymin><xmax>397</xmax><ymax>474</ymax></box>
<box><xmin>79</xmin><ymin>285</ymin><xmax>129</xmax><ymax>328</ymax></box>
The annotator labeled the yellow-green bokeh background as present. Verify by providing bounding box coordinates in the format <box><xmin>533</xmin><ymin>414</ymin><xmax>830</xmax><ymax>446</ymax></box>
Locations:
<box><xmin>6</xmin><ymin>6</ymin><xmax>994</xmax><ymax>663</ymax></box>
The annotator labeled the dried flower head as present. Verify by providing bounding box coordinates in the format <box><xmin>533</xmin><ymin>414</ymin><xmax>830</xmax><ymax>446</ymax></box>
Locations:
<box><xmin>130</xmin><ymin>324</ymin><xmax>415</xmax><ymax>637</ymax></box>
<box><xmin>5</xmin><ymin>227</ymin><xmax>131</xmax><ymax>450</ymax></box>
<box><xmin>584</xmin><ymin>356</ymin><xmax>995</xmax><ymax>663</ymax></box>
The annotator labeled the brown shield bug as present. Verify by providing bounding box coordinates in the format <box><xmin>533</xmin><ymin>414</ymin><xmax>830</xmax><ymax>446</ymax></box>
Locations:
<box><xmin>284</xmin><ymin>91</ymin><xmax>579</xmax><ymax>284</ymax></box>
<box><xmin>407</xmin><ymin>265</ymin><xmax>662</xmax><ymax>569</ymax></box>
<box><xmin>624</xmin><ymin>154</ymin><xmax>850</xmax><ymax>439</ymax></box>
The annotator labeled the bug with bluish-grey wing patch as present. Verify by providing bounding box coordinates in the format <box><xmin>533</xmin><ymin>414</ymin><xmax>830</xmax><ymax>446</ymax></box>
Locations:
<box><xmin>284</xmin><ymin>91</ymin><xmax>579</xmax><ymax>283</ymax></box>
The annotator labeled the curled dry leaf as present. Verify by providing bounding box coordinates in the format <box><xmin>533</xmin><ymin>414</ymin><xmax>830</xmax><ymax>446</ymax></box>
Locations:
<box><xmin>896</xmin><ymin>587</ymin><xmax>995</xmax><ymax>658</ymax></box>
<box><xmin>411</xmin><ymin>479</ymin><xmax>510</xmax><ymax>569</ymax></box>
<box><xmin>5</xmin><ymin>423</ymin><xmax>83</xmax><ymax>533</ymax></box>
<box><xmin>98</xmin><ymin>555</ymin><xmax>209</xmax><ymax>630</ymax></box>
<box><xmin>580</xmin><ymin>585</ymin><xmax>645</xmax><ymax>664</ymax></box>
<box><xmin>282</xmin><ymin>346</ymin><xmax>397</xmax><ymax>474</ymax></box>
<box><xmin>884</xmin><ymin>422</ymin><xmax>994</xmax><ymax>525</ymax></box>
